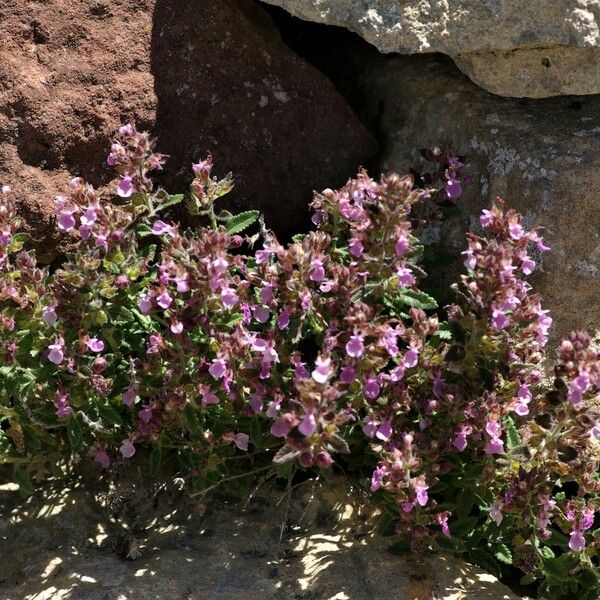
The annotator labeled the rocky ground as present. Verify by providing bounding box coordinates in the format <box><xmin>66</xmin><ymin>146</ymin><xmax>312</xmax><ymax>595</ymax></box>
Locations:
<box><xmin>0</xmin><ymin>475</ymin><xmax>523</xmax><ymax>600</ymax></box>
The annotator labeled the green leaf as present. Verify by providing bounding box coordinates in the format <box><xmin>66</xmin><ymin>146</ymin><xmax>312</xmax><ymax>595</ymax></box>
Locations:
<box><xmin>136</xmin><ymin>223</ymin><xmax>153</xmax><ymax>238</ymax></box>
<box><xmin>433</xmin><ymin>322</ymin><xmax>452</xmax><ymax>340</ymax></box>
<box><xmin>14</xmin><ymin>466</ymin><xmax>34</xmax><ymax>497</ymax></box>
<box><xmin>97</xmin><ymin>404</ymin><xmax>124</xmax><ymax>426</ymax></box>
<box><xmin>67</xmin><ymin>415</ymin><xmax>84</xmax><ymax>452</ymax></box>
<box><xmin>149</xmin><ymin>445</ymin><xmax>162</xmax><ymax>477</ymax></box>
<box><xmin>503</xmin><ymin>415</ymin><xmax>520</xmax><ymax>450</ymax></box>
<box><xmin>155</xmin><ymin>194</ymin><xmax>184</xmax><ymax>213</ymax></box>
<box><xmin>225</xmin><ymin>210</ymin><xmax>260</xmax><ymax>234</ymax></box>
<box><xmin>519</xmin><ymin>573</ymin><xmax>536</xmax><ymax>586</ymax></box>
<box><xmin>493</xmin><ymin>543</ymin><xmax>513</xmax><ymax>564</ymax></box>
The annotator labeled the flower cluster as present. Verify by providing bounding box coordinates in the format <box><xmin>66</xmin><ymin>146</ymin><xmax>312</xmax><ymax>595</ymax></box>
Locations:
<box><xmin>1</xmin><ymin>125</ymin><xmax>599</xmax><ymax>597</ymax></box>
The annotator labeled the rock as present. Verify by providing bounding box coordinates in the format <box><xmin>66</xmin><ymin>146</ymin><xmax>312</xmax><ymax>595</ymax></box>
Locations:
<box><xmin>454</xmin><ymin>47</ymin><xmax>600</xmax><ymax>98</ymax></box>
<box><xmin>261</xmin><ymin>0</ymin><xmax>600</xmax><ymax>97</ymax></box>
<box><xmin>349</xmin><ymin>52</ymin><xmax>600</xmax><ymax>341</ymax></box>
<box><xmin>0</xmin><ymin>478</ymin><xmax>524</xmax><ymax>599</ymax></box>
<box><xmin>0</xmin><ymin>0</ymin><xmax>375</xmax><ymax>260</ymax></box>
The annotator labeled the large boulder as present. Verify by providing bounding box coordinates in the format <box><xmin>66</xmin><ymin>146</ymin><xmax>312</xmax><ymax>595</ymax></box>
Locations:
<box><xmin>348</xmin><ymin>52</ymin><xmax>600</xmax><ymax>341</ymax></box>
<box><xmin>260</xmin><ymin>0</ymin><xmax>600</xmax><ymax>98</ymax></box>
<box><xmin>0</xmin><ymin>0</ymin><xmax>375</xmax><ymax>260</ymax></box>
<box><xmin>0</xmin><ymin>477</ymin><xmax>523</xmax><ymax>599</ymax></box>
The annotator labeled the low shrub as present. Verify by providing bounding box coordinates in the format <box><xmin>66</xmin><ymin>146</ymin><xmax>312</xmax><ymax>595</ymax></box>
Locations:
<box><xmin>1</xmin><ymin>124</ymin><xmax>599</xmax><ymax>598</ymax></box>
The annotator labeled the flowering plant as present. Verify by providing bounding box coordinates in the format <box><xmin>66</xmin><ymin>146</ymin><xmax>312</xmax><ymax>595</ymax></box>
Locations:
<box><xmin>1</xmin><ymin>125</ymin><xmax>599</xmax><ymax>598</ymax></box>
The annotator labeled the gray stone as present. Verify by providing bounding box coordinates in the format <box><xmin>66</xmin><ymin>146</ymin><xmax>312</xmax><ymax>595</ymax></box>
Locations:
<box><xmin>261</xmin><ymin>0</ymin><xmax>600</xmax><ymax>97</ymax></box>
<box><xmin>351</xmin><ymin>53</ymin><xmax>600</xmax><ymax>341</ymax></box>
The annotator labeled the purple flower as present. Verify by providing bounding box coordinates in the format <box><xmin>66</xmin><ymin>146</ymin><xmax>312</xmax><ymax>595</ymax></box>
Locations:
<box><xmin>152</xmin><ymin>220</ymin><xmax>174</xmax><ymax>237</ymax></box>
<box><xmin>138</xmin><ymin>406</ymin><xmax>152</xmax><ymax>424</ymax></box>
<box><xmin>312</xmin><ymin>356</ymin><xmax>332</xmax><ymax>384</ymax></box>
<box><xmin>390</xmin><ymin>364</ymin><xmax>405</xmax><ymax>382</ymax></box>
<box><xmin>485</xmin><ymin>437</ymin><xmax>505</xmax><ymax>455</ymax></box>
<box><xmin>375</xmin><ymin>420</ymin><xmax>392</xmax><ymax>442</ymax></box>
<box><xmin>370</xmin><ymin>466</ymin><xmax>386</xmax><ymax>492</ymax></box>
<box><xmin>94</xmin><ymin>449</ymin><xmax>110</xmax><ymax>469</ymax></box>
<box><xmin>569</xmin><ymin>530</ymin><xmax>586</xmax><ymax>552</ymax></box>
<box><xmin>403</xmin><ymin>348</ymin><xmax>419</xmax><ymax>369</ymax></box>
<box><xmin>120</xmin><ymin>439</ymin><xmax>136</xmax><ymax>459</ymax></box>
<box><xmin>490</xmin><ymin>502</ymin><xmax>503</xmax><ymax>526</ymax></box>
<box><xmin>462</xmin><ymin>249</ymin><xmax>476</xmax><ymax>270</ymax></box>
<box><xmin>349</xmin><ymin>239</ymin><xmax>364</xmax><ymax>258</ymax></box>
<box><xmin>396</xmin><ymin>266</ymin><xmax>414</xmax><ymax>287</ymax></box>
<box><xmin>491</xmin><ymin>308</ymin><xmax>510</xmax><ymax>331</ymax></box>
<box><xmin>138</xmin><ymin>293</ymin><xmax>152</xmax><ymax>315</ymax></box>
<box><xmin>270</xmin><ymin>419</ymin><xmax>290</xmax><ymax>438</ymax></box>
<box><xmin>80</xmin><ymin>207</ymin><xmax>97</xmax><ymax>226</ymax></box>
<box><xmin>117</xmin><ymin>175</ymin><xmax>134</xmax><ymax>198</ymax></box>
<box><xmin>170</xmin><ymin>320</ymin><xmax>184</xmax><ymax>334</ymax></box>
<box><xmin>42</xmin><ymin>305</ymin><xmax>58</xmax><ymax>325</ymax></box>
<box><xmin>221</xmin><ymin>287</ymin><xmax>238</xmax><ymax>308</ymax></box>
<box><xmin>86</xmin><ymin>338</ymin><xmax>105</xmax><ymax>352</ymax></box>
<box><xmin>277</xmin><ymin>308</ymin><xmax>291</xmax><ymax>330</ymax></box>
<box><xmin>453</xmin><ymin>431</ymin><xmax>468</xmax><ymax>452</ymax></box>
<box><xmin>202</xmin><ymin>390</ymin><xmax>219</xmax><ymax>405</ymax></box>
<box><xmin>521</xmin><ymin>256</ymin><xmax>536</xmax><ymax>275</ymax></box>
<box><xmin>480</xmin><ymin>209</ymin><xmax>493</xmax><ymax>228</ymax></box>
<box><xmin>209</xmin><ymin>359</ymin><xmax>227</xmax><ymax>379</ymax></box>
<box><xmin>340</xmin><ymin>364</ymin><xmax>356</xmax><ymax>384</ymax></box>
<box><xmin>309</xmin><ymin>259</ymin><xmax>325</xmax><ymax>282</ymax></box>
<box><xmin>253</xmin><ymin>305</ymin><xmax>270</xmax><ymax>323</ymax></box>
<box><xmin>445</xmin><ymin>178</ymin><xmax>462</xmax><ymax>200</ymax></box>
<box><xmin>364</xmin><ymin>378</ymin><xmax>380</xmax><ymax>400</ymax></box>
<box><xmin>345</xmin><ymin>335</ymin><xmax>364</xmax><ymax>358</ymax></box>
<box><xmin>234</xmin><ymin>433</ymin><xmax>249</xmax><ymax>451</ymax></box>
<box><xmin>395</xmin><ymin>235</ymin><xmax>409</xmax><ymax>256</ymax></box>
<box><xmin>298</xmin><ymin>414</ymin><xmax>317</xmax><ymax>437</ymax></box>
<box><xmin>591</xmin><ymin>423</ymin><xmax>600</xmax><ymax>439</ymax></box>
<box><xmin>156</xmin><ymin>291</ymin><xmax>172</xmax><ymax>310</ymax></box>
<box><xmin>437</xmin><ymin>513</ymin><xmax>451</xmax><ymax>538</ymax></box>
<box><xmin>57</xmin><ymin>212</ymin><xmax>76</xmax><ymax>232</ymax></box>
<box><xmin>48</xmin><ymin>341</ymin><xmax>64</xmax><ymax>365</ymax></box>
<box><xmin>568</xmin><ymin>373</ymin><xmax>590</xmax><ymax>405</ymax></box>
<box><xmin>123</xmin><ymin>385</ymin><xmax>137</xmax><ymax>406</ymax></box>
<box><xmin>508</xmin><ymin>223</ymin><xmax>524</xmax><ymax>240</ymax></box>
<box><xmin>415</xmin><ymin>482</ymin><xmax>429</xmax><ymax>507</ymax></box>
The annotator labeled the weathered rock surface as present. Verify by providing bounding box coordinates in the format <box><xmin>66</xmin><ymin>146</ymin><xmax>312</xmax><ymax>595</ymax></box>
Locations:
<box><xmin>261</xmin><ymin>0</ymin><xmax>600</xmax><ymax>98</ymax></box>
<box><xmin>0</xmin><ymin>477</ymin><xmax>523</xmax><ymax>600</ymax></box>
<box><xmin>0</xmin><ymin>0</ymin><xmax>375</xmax><ymax>260</ymax></box>
<box><xmin>348</xmin><ymin>52</ymin><xmax>600</xmax><ymax>341</ymax></box>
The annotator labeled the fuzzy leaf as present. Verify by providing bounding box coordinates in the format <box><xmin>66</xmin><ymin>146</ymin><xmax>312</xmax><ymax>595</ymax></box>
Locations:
<box><xmin>225</xmin><ymin>210</ymin><xmax>260</xmax><ymax>234</ymax></box>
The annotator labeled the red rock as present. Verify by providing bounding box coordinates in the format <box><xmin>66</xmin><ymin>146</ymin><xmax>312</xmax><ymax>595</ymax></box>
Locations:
<box><xmin>0</xmin><ymin>0</ymin><xmax>376</xmax><ymax>260</ymax></box>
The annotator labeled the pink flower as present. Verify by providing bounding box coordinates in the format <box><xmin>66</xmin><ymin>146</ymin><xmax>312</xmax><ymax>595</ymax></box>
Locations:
<box><xmin>345</xmin><ymin>335</ymin><xmax>364</xmax><ymax>358</ymax></box>
<box><xmin>170</xmin><ymin>320</ymin><xmax>184</xmax><ymax>334</ymax></box>
<box><xmin>396</xmin><ymin>266</ymin><xmax>414</xmax><ymax>287</ymax></box>
<box><xmin>415</xmin><ymin>482</ymin><xmax>429</xmax><ymax>507</ymax></box>
<box><xmin>48</xmin><ymin>341</ymin><xmax>64</xmax><ymax>365</ymax></box>
<box><xmin>277</xmin><ymin>308</ymin><xmax>291</xmax><ymax>330</ymax></box>
<box><xmin>202</xmin><ymin>390</ymin><xmax>219</xmax><ymax>406</ymax></box>
<box><xmin>57</xmin><ymin>212</ymin><xmax>76</xmax><ymax>232</ymax></box>
<box><xmin>490</xmin><ymin>502</ymin><xmax>503</xmax><ymax>526</ymax></box>
<box><xmin>156</xmin><ymin>291</ymin><xmax>172</xmax><ymax>310</ymax></box>
<box><xmin>480</xmin><ymin>209</ymin><xmax>493</xmax><ymax>228</ymax></box>
<box><xmin>485</xmin><ymin>437</ymin><xmax>504</xmax><ymax>455</ymax></box>
<box><xmin>86</xmin><ymin>338</ymin><xmax>105</xmax><ymax>352</ymax></box>
<box><xmin>42</xmin><ymin>305</ymin><xmax>58</xmax><ymax>325</ymax></box>
<box><xmin>309</xmin><ymin>259</ymin><xmax>325</xmax><ymax>282</ymax></box>
<box><xmin>462</xmin><ymin>249</ymin><xmax>476</xmax><ymax>270</ymax></box>
<box><xmin>138</xmin><ymin>293</ymin><xmax>152</xmax><ymax>315</ymax></box>
<box><xmin>437</xmin><ymin>513</ymin><xmax>451</xmax><ymax>538</ymax></box>
<box><xmin>298</xmin><ymin>414</ymin><xmax>317</xmax><ymax>437</ymax></box>
<box><xmin>591</xmin><ymin>423</ymin><xmax>600</xmax><ymax>439</ymax></box>
<box><xmin>491</xmin><ymin>308</ymin><xmax>510</xmax><ymax>330</ymax></box>
<box><xmin>568</xmin><ymin>373</ymin><xmax>590</xmax><ymax>405</ymax></box>
<box><xmin>117</xmin><ymin>175</ymin><xmax>134</xmax><ymax>198</ymax></box>
<box><xmin>521</xmin><ymin>256</ymin><xmax>536</xmax><ymax>275</ymax></box>
<box><xmin>253</xmin><ymin>305</ymin><xmax>270</xmax><ymax>323</ymax></box>
<box><xmin>569</xmin><ymin>530</ymin><xmax>586</xmax><ymax>552</ymax></box>
<box><xmin>120</xmin><ymin>439</ymin><xmax>136</xmax><ymax>458</ymax></box>
<box><xmin>221</xmin><ymin>287</ymin><xmax>238</xmax><ymax>308</ymax></box>
<box><xmin>395</xmin><ymin>235</ymin><xmax>409</xmax><ymax>256</ymax></box>
<box><xmin>370</xmin><ymin>466</ymin><xmax>386</xmax><ymax>492</ymax></box>
<box><xmin>312</xmin><ymin>356</ymin><xmax>332</xmax><ymax>384</ymax></box>
<box><xmin>453</xmin><ymin>431</ymin><xmax>468</xmax><ymax>452</ymax></box>
<box><xmin>80</xmin><ymin>207</ymin><xmax>97</xmax><ymax>226</ymax></box>
<box><xmin>234</xmin><ymin>433</ymin><xmax>249</xmax><ymax>451</ymax></box>
<box><xmin>152</xmin><ymin>220</ymin><xmax>174</xmax><ymax>237</ymax></box>
<box><xmin>508</xmin><ymin>223</ymin><xmax>524</xmax><ymax>240</ymax></box>
<box><xmin>209</xmin><ymin>359</ymin><xmax>227</xmax><ymax>379</ymax></box>
<box><xmin>403</xmin><ymin>348</ymin><xmax>419</xmax><ymax>369</ymax></box>
<box><xmin>270</xmin><ymin>419</ymin><xmax>290</xmax><ymax>438</ymax></box>
<box><xmin>349</xmin><ymin>239</ymin><xmax>364</xmax><ymax>258</ymax></box>
<box><xmin>390</xmin><ymin>364</ymin><xmax>405</xmax><ymax>381</ymax></box>
<box><xmin>94</xmin><ymin>449</ymin><xmax>110</xmax><ymax>469</ymax></box>
<box><xmin>123</xmin><ymin>385</ymin><xmax>137</xmax><ymax>406</ymax></box>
